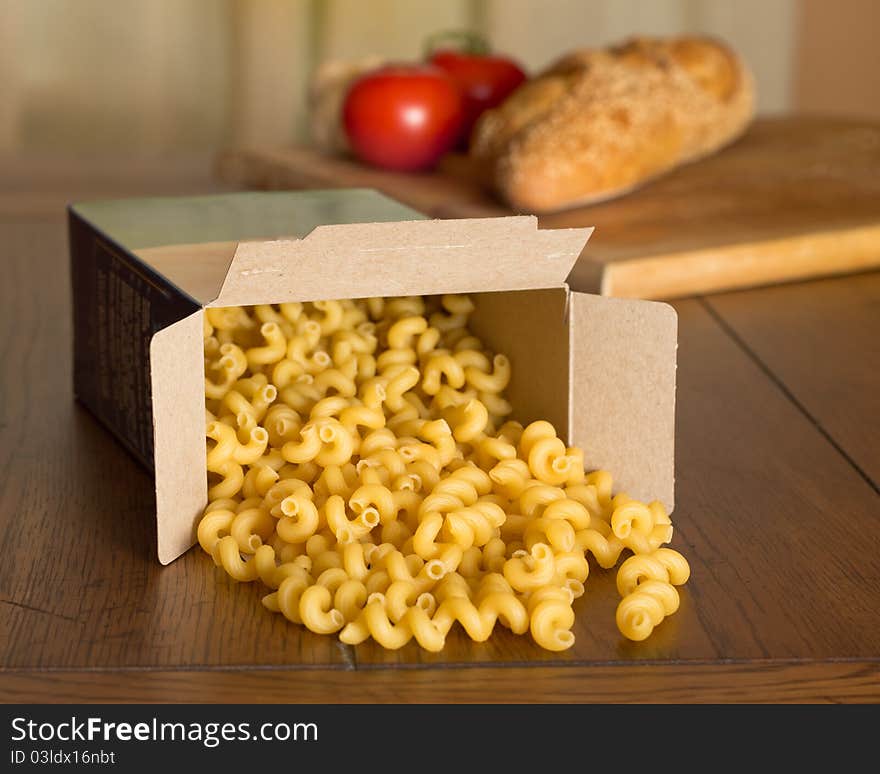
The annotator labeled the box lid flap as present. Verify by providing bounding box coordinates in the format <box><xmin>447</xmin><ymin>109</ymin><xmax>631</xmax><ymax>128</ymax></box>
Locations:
<box><xmin>150</xmin><ymin>309</ymin><xmax>207</xmax><ymax>564</ymax></box>
<box><xmin>208</xmin><ymin>217</ymin><xmax>592</xmax><ymax>307</ymax></box>
<box><xmin>569</xmin><ymin>292</ymin><xmax>677</xmax><ymax>511</ymax></box>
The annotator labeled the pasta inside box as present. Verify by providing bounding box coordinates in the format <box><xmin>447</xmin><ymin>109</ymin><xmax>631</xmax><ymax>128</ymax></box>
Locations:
<box><xmin>69</xmin><ymin>190</ymin><xmax>676</xmax><ymax>566</ymax></box>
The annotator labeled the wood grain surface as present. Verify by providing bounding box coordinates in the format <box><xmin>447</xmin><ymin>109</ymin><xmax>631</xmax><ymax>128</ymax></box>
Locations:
<box><xmin>3</xmin><ymin>663</ymin><xmax>879</xmax><ymax>704</ymax></box>
<box><xmin>218</xmin><ymin>117</ymin><xmax>880</xmax><ymax>300</ymax></box>
<box><xmin>0</xmin><ymin>193</ymin><xmax>878</xmax><ymax>702</ymax></box>
<box><xmin>704</xmin><ymin>272</ymin><xmax>880</xmax><ymax>488</ymax></box>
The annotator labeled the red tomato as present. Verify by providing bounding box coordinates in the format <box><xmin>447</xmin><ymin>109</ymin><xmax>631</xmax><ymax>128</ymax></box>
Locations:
<box><xmin>430</xmin><ymin>50</ymin><xmax>527</xmax><ymax>144</ymax></box>
<box><xmin>342</xmin><ymin>65</ymin><xmax>464</xmax><ymax>172</ymax></box>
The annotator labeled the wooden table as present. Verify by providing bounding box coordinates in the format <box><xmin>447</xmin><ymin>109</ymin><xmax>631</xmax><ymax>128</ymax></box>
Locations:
<box><xmin>1</xmin><ymin>157</ymin><xmax>878</xmax><ymax>703</ymax></box>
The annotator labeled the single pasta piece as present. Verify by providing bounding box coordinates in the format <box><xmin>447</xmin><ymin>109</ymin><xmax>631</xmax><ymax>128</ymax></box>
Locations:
<box><xmin>340</xmin><ymin>593</ymin><xmax>446</xmax><ymax>651</ymax></box>
<box><xmin>616</xmin><ymin>548</ymin><xmax>690</xmax><ymax>597</ymax></box>
<box><xmin>503</xmin><ymin>543</ymin><xmax>556</xmax><ymax>592</ymax></box>
<box><xmin>614</xmin><ymin>548</ymin><xmax>690</xmax><ymax>641</ymax></box>
<box><xmin>528</xmin><ymin>586</ymin><xmax>576</xmax><ymax>651</ymax></box>
<box><xmin>616</xmin><ymin>580</ymin><xmax>680</xmax><ymax>642</ymax></box>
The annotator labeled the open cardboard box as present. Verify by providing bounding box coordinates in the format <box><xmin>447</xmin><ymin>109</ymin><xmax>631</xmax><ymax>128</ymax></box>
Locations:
<box><xmin>69</xmin><ymin>190</ymin><xmax>677</xmax><ymax>565</ymax></box>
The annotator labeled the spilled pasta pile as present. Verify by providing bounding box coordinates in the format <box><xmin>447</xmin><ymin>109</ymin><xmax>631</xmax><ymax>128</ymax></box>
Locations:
<box><xmin>200</xmin><ymin>295</ymin><xmax>689</xmax><ymax>651</ymax></box>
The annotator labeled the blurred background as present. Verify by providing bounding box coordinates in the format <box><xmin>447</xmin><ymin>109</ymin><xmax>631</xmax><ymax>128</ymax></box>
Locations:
<box><xmin>2</xmin><ymin>0</ymin><xmax>878</xmax><ymax>156</ymax></box>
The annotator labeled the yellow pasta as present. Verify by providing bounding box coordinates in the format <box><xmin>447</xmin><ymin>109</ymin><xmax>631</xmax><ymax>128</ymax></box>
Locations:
<box><xmin>616</xmin><ymin>548</ymin><xmax>691</xmax><ymax>597</ymax></box>
<box><xmin>273</xmin><ymin>493</ymin><xmax>320</xmax><ymax>543</ymax></box>
<box><xmin>340</xmin><ymin>593</ymin><xmax>445</xmax><ymax>652</ymax></box>
<box><xmin>230</xmin><ymin>506</ymin><xmax>274</xmax><ymax>553</ymax></box>
<box><xmin>503</xmin><ymin>543</ymin><xmax>556</xmax><ymax>592</ymax></box>
<box><xmin>432</xmin><ymin>573</ymin><xmax>529</xmax><ymax>641</ymax></box>
<box><xmin>528</xmin><ymin>586</ymin><xmax>576</xmax><ymax>651</ymax></box>
<box><xmin>616</xmin><ymin>580</ymin><xmax>681</xmax><ymax>642</ymax></box>
<box><xmin>199</xmin><ymin>296</ymin><xmax>690</xmax><ymax>651</ymax></box>
<box><xmin>207</xmin><ymin>459</ymin><xmax>244</xmax><ymax>501</ymax></box>
<box><xmin>444</xmin><ymin>399</ymin><xmax>489</xmax><ymax>443</ymax></box>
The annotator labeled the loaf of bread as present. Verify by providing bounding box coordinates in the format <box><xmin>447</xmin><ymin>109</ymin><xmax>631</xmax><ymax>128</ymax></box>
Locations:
<box><xmin>470</xmin><ymin>36</ymin><xmax>755</xmax><ymax>212</ymax></box>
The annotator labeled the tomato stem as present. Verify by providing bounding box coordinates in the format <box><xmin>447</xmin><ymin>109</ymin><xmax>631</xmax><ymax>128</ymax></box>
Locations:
<box><xmin>424</xmin><ymin>29</ymin><xmax>490</xmax><ymax>58</ymax></box>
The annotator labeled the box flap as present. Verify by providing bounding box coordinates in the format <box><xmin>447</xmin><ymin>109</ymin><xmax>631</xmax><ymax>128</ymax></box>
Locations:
<box><xmin>135</xmin><ymin>240</ymin><xmax>239</xmax><ymax>305</ymax></box>
<box><xmin>150</xmin><ymin>310</ymin><xmax>207</xmax><ymax>564</ymax></box>
<box><xmin>569</xmin><ymin>293</ymin><xmax>677</xmax><ymax>510</ymax></box>
<box><xmin>208</xmin><ymin>217</ymin><xmax>592</xmax><ymax>307</ymax></box>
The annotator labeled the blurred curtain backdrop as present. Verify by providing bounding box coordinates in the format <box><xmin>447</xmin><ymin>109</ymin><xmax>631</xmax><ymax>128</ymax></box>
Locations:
<box><xmin>1</xmin><ymin>0</ymin><xmax>874</xmax><ymax>154</ymax></box>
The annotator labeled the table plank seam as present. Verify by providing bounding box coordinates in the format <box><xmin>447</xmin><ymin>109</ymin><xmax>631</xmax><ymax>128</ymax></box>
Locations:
<box><xmin>698</xmin><ymin>296</ymin><xmax>880</xmax><ymax>496</ymax></box>
<box><xmin>4</xmin><ymin>656</ymin><xmax>880</xmax><ymax>675</ymax></box>
<box><xmin>337</xmin><ymin>642</ymin><xmax>356</xmax><ymax>670</ymax></box>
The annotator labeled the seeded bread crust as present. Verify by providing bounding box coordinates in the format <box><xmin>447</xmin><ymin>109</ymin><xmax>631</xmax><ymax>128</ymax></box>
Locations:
<box><xmin>470</xmin><ymin>36</ymin><xmax>755</xmax><ymax>212</ymax></box>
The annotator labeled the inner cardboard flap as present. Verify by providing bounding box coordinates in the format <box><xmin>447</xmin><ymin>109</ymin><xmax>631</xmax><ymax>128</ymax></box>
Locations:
<box><xmin>150</xmin><ymin>310</ymin><xmax>207</xmax><ymax>565</ymax></box>
<box><xmin>569</xmin><ymin>293</ymin><xmax>678</xmax><ymax>511</ymax></box>
<box><xmin>470</xmin><ymin>288</ymin><xmax>570</xmax><ymax>435</ymax></box>
<box><xmin>136</xmin><ymin>240</ymin><xmax>238</xmax><ymax>304</ymax></box>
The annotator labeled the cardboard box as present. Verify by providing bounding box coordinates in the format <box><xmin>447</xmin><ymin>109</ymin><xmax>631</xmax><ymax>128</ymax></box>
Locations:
<box><xmin>69</xmin><ymin>190</ymin><xmax>677</xmax><ymax>565</ymax></box>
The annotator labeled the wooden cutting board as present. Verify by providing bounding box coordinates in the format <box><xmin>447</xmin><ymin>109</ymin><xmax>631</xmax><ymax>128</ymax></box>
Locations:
<box><xmin>217</xmin><ymin>117</ymin><xmax>880</xmax><ymax>299</ymax></box>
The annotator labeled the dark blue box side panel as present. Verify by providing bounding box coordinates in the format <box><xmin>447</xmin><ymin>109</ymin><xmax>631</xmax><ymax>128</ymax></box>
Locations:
<box><xmin>69</xmin><ymin>210</ymin><xmax>200</xmax><ymax>471</ymax></box>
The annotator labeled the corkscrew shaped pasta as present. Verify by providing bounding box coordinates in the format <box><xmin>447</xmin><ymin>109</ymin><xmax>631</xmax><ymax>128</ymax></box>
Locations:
<box><xmin>615</xmin><ymin>549</ymin><xmax>691</xmax><ymax>641</ymax></box>
<box><xmin>340</xmin><ymin>592</ymin><xmax>445</xmax><ymax>651</ymax></box>
<box><xmin>527</xmin><ymin>585</ymin><xmax>576</xmax><ymax>652</ymax></box>
<box><xmin>199</xmin><ymin>297</ymin><xmax>690</xmax><ymax>652</ymax></box>
<box><xmin>431</xmin><ymin>572</ymin><xmax>529</xmax><ymax>641</ymax></box>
